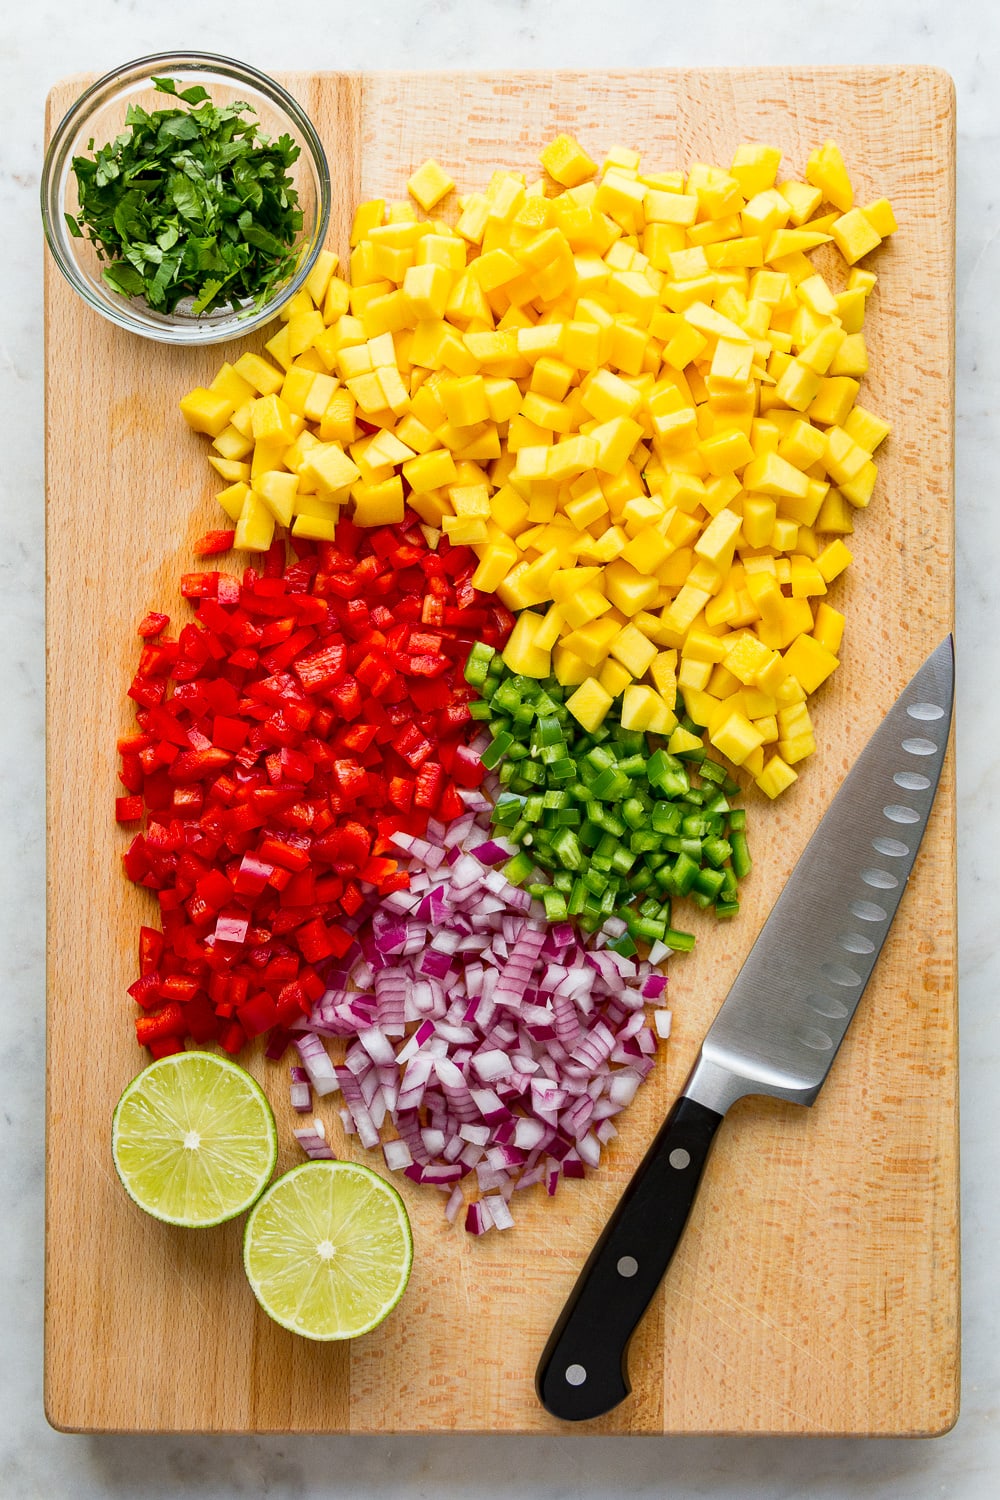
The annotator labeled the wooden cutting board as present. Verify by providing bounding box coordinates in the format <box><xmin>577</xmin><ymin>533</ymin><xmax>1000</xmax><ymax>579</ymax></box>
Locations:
<box><xmin>44</xmin><ymin>66</ymin><xmax>957</xmax><ymax>1436</ymax></box>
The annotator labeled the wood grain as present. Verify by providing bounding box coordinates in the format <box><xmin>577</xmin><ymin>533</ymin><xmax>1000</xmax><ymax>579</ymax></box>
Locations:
<box><xmin>44</xmin><ymin>66</ymin><xmax>957</xmax><ymax>1436</ymax></box>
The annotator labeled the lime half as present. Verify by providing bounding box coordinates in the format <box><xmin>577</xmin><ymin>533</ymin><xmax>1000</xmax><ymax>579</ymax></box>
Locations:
<box><xmin>112</xmin><ymin>1051</ymin><xmax>278</xmax><ymax>1227</ymax></box>
<box><xmin>243</xmin><ymin>1160</ymin><xmax>414</xmax><ymax>1340</ymax></box>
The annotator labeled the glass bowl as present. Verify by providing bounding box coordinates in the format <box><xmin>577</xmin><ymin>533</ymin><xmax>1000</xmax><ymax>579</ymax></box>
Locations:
<box><xmin>41</xmin><ymin>51</ymin><xmax>331</xmax><ymax>345</ymax></box>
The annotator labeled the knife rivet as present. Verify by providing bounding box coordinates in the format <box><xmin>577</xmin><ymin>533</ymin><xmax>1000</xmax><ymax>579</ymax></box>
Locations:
<box><xmin>668</xmin><ymin>1148</ymin><xmax>690</xmax><ymax>1170</ymax></box>
<box><xmin>565</xmin><ymin>1364</ymin><xmax>587</xmax><ymax>1386</ymax></box>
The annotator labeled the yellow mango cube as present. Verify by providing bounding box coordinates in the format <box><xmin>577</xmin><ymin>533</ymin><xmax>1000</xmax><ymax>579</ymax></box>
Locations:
<box><xmin>215</xmin><ymin>481</ymin><xmax>250</xmax><ymax>523</ymax></box>
<box><xmin>353</xmin><ymin>476</ymin><xmax>405</xmax><ymax>526</ymax></box>
<box><xmin>599</xmin><ymin>658</ymin><xmax>634</xmax><ymax>699</ymax></box>
<box><xmin>781</xmin><ymin>633</ymin><xmax>839</xmax><ymax>693</ymax></box>
<box><xmin>694</xmin><ymin>507</ymin><xmax>742</xmax><ymax>569</ymax></box>
<box><xmin>604</xmin><ymin>559</ymin><xmax>658</xmax><ymax>617</ymax></box>
<box><xmin>501</xmin><ymin>609</ymin><xmax>552</xmax><ymax>678</ymax></box>
<box><xmin>618</xmin><ymin>684</ymin><xmax>660</xmax><ymax>731</ymax></box>
<box><xmin>566</xmin><ymin>677</ymin><xmax>614</xmax><ymax>732</ymax></box>
<box><xmin>756</xmin><ymin>754</ymin><xmax>798</xmax><ymax>799</ymax></box>
<box><xmin>711</xmin><ymin>709</ymin><xmax>765</xmax><ymax>766</ymax></box>
<box><xmin>812</xmin><ymin>601</ymin><xmax>846</xmax><ymax>654</ymax></box>
<box><xmin>539</xmin><ymin>134</ymin><xmax>598</xmax><ymax>188</ymax></box>
<box><xmin>609</xmin><ymin>622</ymin><xmax>658</xmax><ymax>677</ymax></box>
<box><xmin>180</xmin><ymin>387</ymin><xmax>233</xmax><ymax>438</ymax></box>
<box><xmin>842</xmin><ymin>405</ymin><xmax>890</xmax><ymax>453</ymax></box>
<box><xmin>805</xmin><ymin>140</ymin><xmax>853</xmax><ymax>213</ymax></box>
<box><xmin>254</xmin><ymin>470</ymin><xmax>299</xmax><ymax>528</ymax></box>
<box><xmin>407</xmin><ymin>159</ymin><xmax>454</xmax><ymax>212</ymax></box>
<box><xmin>589</xmin><ymin>416</ymin><xmax>644</xmax><ymax>473</ymax></box>
<box><xmin>303</xmin><ymin>442</ymin><xmax>362</xmax><ymax>493</ymax></box>
<box><xmin>815</xmin><ymin>537</ymin><xmax>853</xmax><ymax>582</ymax></box>
<box><xmin>831</xmin><ymin>207</ymin><xmax>882</xmax><ymax>265</ymax></box>
<box><xmin>234</xmin><ymin>490</ymin><xmax>276</xmax><ymax>551</ymax></box>
<box><xmin>807</xmin><ymin>376</ymin><xmax>860</xmax><ymax>428</ymax></box>
<box><xmin>552</xmin><ymin>644</ymin><xmax>592</xmax><ymax>687</ymax></box>
<box><xmin>730</xmin><ymin>143</ymin><xmax>782</xmax><ymax>197</ymax></box>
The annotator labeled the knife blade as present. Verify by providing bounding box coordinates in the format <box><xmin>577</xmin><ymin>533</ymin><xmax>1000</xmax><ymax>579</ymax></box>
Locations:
<box><xmin>535</xmin><ymin>635</ymin><xmax>954</xmax><ymax>1423</ymax></box>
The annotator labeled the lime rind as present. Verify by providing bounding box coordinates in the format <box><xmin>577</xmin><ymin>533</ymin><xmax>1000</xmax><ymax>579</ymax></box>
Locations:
<box><xmin>243</xmin><ymin>1160</ymin><xmax>414</xmax><ymax>1341</ymax></box>
<box><xmin>111</xmin><ymin>1051</ymin><xmax>278</xmax><ymax>1228</ymax></box>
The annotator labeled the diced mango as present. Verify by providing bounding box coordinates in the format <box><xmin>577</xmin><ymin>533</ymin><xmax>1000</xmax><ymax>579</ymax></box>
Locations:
<box><xmin>756</xmin><ymin>754</ymin><xmax>798</xmax><ymax>799</ymax></box>
<box><xmin>831</xmin><ymin>208</ymin><xmax>882</xmax><ymax>265</ymax></box>
<box><xmin>180</xmin><ymin>133</ymin><xmax>893</xmax><ymax>797</ymax></box>
<box><xmin>180</xmin><ymin>387</ymin><xmax>233</xmax><ymax>438</ymax></box>
<box><xmin>234</xmin><ymin>490</ymin><xmax>276</xmax><ymax>551</ymax></box>
<box><xmin>805</xmin><ymin>141</ymin><xmax>853</xmax><ymax>213</ymax></box>
<box><xmin>407</xmin><ymin>159</ymin><xmax>454</xmax><ymax>212</ymax></box>
<box><xmin>566</xmin><ymin>677</ymin><xmax>614</xmax><ymax>732</ymax></box>
<box><xmin>540</xmin><ymin>134</ymin><xmax>598</xmax><ymax>188</ymax></box>
<box><xmin>711</xmin><ymin>709</ymin><xmax>765</xmax><ymax>766</ymax></box>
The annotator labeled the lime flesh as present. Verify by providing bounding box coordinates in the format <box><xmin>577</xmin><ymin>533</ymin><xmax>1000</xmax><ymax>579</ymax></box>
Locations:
<box><xmin>111</xmin><ymin>1051</ymin><xmax>278</xmax><ymax>1227</ymax></box>
<box><xmin>243</xmin><ymin>1160</ymin><xmax>413</xmax><ymax>1340</ymax></box>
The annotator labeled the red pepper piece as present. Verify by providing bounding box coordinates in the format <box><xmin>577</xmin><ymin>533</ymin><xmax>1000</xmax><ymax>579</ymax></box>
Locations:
<box><xmin>413</xmin><ymin>762</ymin><xmax>444</xmax><ymax>810</ymax></box>
<box><xmin>116</xmin><ymin>794</ymin><xmax>144</xmax><ymax>823</ymax></box>
<box><xmin>295</xmin><ymin>917</ymin><xmax>336</xmax><ymax>963</ymax></box>
<box><xmin>218</xmin><ymin>1019</ymin><xmax>246</xmax><ymax>1054</ymax></box>
<box><xmin>127</xmin><ymin>972</ymin><xmax>162</xmax><ymax>1009</ymax></box>
<box><xmin>437</xmin><ymin>783</ymin><xmax>467</xmax><ymax>822</ymax></box>
<box><xmin>236</xmin><ymin>991</ymin><xmax>279</xmax><ymax>1038</ymax></box>
<box><xmin>138</xmin><ymin>612</ymin><xmax>170</xmax><ymax>638</ymax></box>
<box><xmin>148</xmin><ymin>1035</ymin><xmax>185</xmax><ymax>1059</ymax></box>
<box><xmin>139</xmin><ymin>925</ymin><xmax>164</xmax><ymax>975</ymax></box>
<box><xmin>159</xmin><ymin>974</ymin><xmax>200</xmax><ymax>1004</ymax></box>
<box><xmin>181</xmin><ymin>572</ymin><xmax>215</xmax><ymax>599</ymax></box>
<box><xmin>257</xmin><ymin>836</ymin><xmax>311</xmax><ymax>872</ymax></box>
<box><xmin>193</xmin><ymin>529</ymin><xmax>236</xmax><ymax>558</ymax></box>
<box><xmin>135</xmin><ymin>1002</ymin><xmax>187</xmax><ymax>1046</ymax></box>
<box><xmin>169</xmin><ymin>747</ymin><xmax>234</xmax><ymax>783</ymax></box>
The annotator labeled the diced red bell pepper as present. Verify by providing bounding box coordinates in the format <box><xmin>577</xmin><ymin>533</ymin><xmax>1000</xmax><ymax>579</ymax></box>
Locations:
<box><xmin>194</xmin><ymin>529</ymin><xmax>236</xmax><ymax>557</ymax></box>
<box><xmin>118</xmin><ymin>518</ymin><xmax>513</xmax><ymax>1057</ymax></box>
<box><xmin>115</xmin><ymin>795</ymin><xmax>144</xmax><ymax>824</ymax></box>
<box><xmin>137</xmin><ymin>612</ymin><xmax>170</xmax><ymax>638</ymax></box>
<box><xmin>135</xmin><ymin>1002</ymin><xmax>187</xmax><ymax>1046</ymax></box>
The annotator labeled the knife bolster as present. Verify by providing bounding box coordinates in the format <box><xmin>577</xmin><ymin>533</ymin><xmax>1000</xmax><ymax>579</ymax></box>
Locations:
<box><xmin>685</xmin><ymin>1044</ymin><xmax>821</xmax><ymax>1115</ymax></box>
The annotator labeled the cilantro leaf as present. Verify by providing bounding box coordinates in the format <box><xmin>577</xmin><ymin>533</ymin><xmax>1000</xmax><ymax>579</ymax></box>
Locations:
<box><xmin>70</xmin><ymin>78</ymin><xmax>303</xmax><ymax>315</ymax></box>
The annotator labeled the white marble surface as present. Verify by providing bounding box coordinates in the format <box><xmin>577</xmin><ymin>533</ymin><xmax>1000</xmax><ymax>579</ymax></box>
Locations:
<box><xmin>3</xmin><ymin>1</ymin><xmax>998</xmax><ymax>1494</ymax></box>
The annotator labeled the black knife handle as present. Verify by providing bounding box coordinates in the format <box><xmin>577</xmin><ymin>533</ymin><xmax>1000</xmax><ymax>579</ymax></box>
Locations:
<box><xmin>535</xmin><ymin>1094</ymin><xmax>724</xmax><ymax>1422</ymax></box>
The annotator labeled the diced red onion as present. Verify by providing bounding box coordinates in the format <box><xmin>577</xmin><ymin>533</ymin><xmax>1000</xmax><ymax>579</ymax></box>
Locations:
<box><xmin>290</xmin><ymin>1080</ymin><xmax>312</xmax><ymax>1113</ymax></box>
<box><xmin>293</xmin><ymin>1120</ymin><xmax>335</xmax><ymax>1160</ymax></box>
<box><xmin>294</xmin><ymin>804</ymin><xmax>669</xmax><ymax>1235</ymax></box>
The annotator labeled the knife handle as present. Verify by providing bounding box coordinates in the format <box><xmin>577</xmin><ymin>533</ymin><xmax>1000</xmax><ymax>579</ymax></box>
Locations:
<box><xmin>535</xmin><ymin>1094</ymin><xmax>723</xmax><ymax>1422</ymax></box>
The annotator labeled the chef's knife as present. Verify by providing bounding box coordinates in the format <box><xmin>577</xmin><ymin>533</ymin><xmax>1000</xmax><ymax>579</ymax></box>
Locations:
<box><xmin>536</xmin><ymin>635</ymin><xmax>954</xmax><ymax>1423</ymax></box>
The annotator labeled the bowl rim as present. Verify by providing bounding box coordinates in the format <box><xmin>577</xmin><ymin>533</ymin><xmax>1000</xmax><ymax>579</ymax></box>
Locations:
<box><xmin>40</xmin><ymin>50</ymin><xmax>332</xmax><ymax>345</ymax></box>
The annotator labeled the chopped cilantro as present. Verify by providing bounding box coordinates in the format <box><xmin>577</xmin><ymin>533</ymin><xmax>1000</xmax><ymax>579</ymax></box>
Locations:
<box><xmin>69</xmin><ymin>77</ymin><xmax>304</xmax><ymax>316</ymax></box>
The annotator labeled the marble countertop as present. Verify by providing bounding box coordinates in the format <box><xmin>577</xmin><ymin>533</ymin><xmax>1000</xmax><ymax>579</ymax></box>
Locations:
<box><xmin>4</xmin><ymin>1</ymin><xmax>998</xmax><ymax>1495</ymax></box>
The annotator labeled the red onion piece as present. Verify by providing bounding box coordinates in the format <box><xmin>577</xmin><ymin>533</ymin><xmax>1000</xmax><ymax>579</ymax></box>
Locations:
<box><xmin>293</xmin><ymin>803</ymin><xmax>668</xmax><ymax>1234</ymax></box>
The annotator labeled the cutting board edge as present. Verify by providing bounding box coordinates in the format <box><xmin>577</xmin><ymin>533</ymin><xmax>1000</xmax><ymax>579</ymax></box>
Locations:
<box><xmin>44</xmin><ymin>61</ymin><xmax>960</xmax><ymax>107</ymax></box>
<box><xmin>43</xmin><ymin>64</ymin><xmax>959</xmax><ymax>1439</ymax></box>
